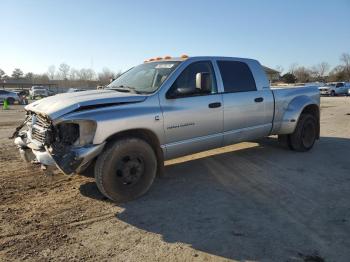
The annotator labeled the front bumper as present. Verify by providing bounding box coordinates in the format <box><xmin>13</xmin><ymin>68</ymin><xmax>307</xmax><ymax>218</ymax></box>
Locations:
<box><xmin>14</xmin><ymin>133</ymin><xmax>105</xmax><ymax>175</ymax></box>
<box><xmin>319</xmin><ymin>90</ymin><xmax>330</xmax><ymax>95</ymax></box>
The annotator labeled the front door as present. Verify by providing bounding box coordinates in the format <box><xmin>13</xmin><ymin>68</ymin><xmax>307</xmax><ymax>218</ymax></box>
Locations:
<box><xmin>159</xmin><ymin>61</ymin><xmax>224</xmax><ymax>159</ymax></box>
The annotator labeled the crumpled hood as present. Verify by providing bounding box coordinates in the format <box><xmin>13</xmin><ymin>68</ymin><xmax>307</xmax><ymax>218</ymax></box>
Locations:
<box><xmin>25</xmin><ymin>90</ymin><xmax>147</xmax><ymax>119</ymax></box>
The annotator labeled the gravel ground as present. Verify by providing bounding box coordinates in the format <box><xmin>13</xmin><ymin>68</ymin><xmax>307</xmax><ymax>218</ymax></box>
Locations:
<box><xmin>0</xmin><ymin>97</ymin><xmax>349</xmax><ymax>262</ymax></box>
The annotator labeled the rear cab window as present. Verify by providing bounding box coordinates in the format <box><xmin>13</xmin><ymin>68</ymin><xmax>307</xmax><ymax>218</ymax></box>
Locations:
<box><xmin>217</xmin><ymin>60</ymin><xmax>257</xmax><ymax>93</ymax></box>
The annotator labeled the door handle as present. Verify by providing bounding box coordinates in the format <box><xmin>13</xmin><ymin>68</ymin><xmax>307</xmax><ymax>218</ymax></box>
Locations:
<box><xmin>208</xmin><ymin>102</ymin><xmax>222</xmax><ymax>108</ymax></box>
<box><xmin>254</xmin><ymin>97</ymin><xmax>264</xmax><ymax>103</ymax></box>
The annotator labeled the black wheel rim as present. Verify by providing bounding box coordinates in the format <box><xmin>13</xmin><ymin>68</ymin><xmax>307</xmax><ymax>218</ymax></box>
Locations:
<box><xmin>301</xmin><ymin>120</ymin><xmax>316</xmax><ymax>148</ymax></box>
<box><xmin>115</xmin><ymin>154</ymin><xmax>145</xmax><ymax>185</ymax></box>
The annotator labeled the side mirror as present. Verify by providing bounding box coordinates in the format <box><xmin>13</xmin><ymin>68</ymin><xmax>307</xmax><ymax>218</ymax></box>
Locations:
<box><xmin>196</xmin><ymin>72</ymin><xmax>211</xmax><ymax>92</ymax></box>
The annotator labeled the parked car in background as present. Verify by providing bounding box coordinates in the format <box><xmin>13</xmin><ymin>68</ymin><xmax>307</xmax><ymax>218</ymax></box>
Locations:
<box><xmin>48</xmin><ymin>90</ymin><xmax>56</xmax><ymax>96</ymax></box>
<box><xmin>13</xmin><ymin>89</ymin><xmax>30</xmax><ymax>97</ymax></box>
<box><xmin>67</xmin><ymin>88</ymin><xmax>87</xmax><ymax>93</ymax></box>
<box><xmin>30</xmin><ymin>86</ymin><xmax>49</xmax><ymax>99</ymax></box>
<box><xmin>14</xmin><ymin>56</ymin><xmax>320</xmax><ymax>202</ymax></box>
<box><xmin>13</xmin><ymin>89</ymin><xmax>30</xmax><ymax>104</ymax></box>
<box><xmin>0</xmin><ymin>90</ymin><xmax>20</xmax><ymax>104</ymax></box>
<box><xmin>318</xmin><ymin>82</ymin><xmax>350</xmax><ymax>96</ymax></box>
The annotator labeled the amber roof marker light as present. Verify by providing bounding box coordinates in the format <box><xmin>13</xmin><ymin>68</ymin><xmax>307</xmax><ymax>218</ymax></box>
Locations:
<box><xmin>144</xmin><ymin>55</ymin><xmax>188</xmax><ymax>63</ymax></box>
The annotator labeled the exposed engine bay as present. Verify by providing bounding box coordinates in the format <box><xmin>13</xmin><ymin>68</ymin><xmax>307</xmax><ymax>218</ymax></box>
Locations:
<box><xmin>13</xmin><ymin>111</ymin><xmax>104</xmax><ymax>175</ymax></box>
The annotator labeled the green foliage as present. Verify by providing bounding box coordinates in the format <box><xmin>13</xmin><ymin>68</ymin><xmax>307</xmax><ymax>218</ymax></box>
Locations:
<box><xmin>11</xmin><ymin>68</ymin><xmax>24</xmax><ymax>79</ymax></box>
<box><xmin>281</xmin><ymin>73</ymin><xmax>297</xmax><ymax>83</ymax></box>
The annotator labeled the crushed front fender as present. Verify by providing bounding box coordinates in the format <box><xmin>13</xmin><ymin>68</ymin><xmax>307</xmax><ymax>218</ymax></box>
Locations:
<box><xmin>51</xmin><ymin>143</ymin><xmax>105</xmax><ymax>175</ymax></box>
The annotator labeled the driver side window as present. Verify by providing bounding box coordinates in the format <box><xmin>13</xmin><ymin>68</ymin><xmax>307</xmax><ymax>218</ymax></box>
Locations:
<box><xmin>167</xmin><ymin>61</ymin><xmax>217</xmax><ymax>98</ymax></box>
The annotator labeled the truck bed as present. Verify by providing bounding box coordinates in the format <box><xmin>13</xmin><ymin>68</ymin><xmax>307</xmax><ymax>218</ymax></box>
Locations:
<box><xmin>270</xmin><ymin>86</ymin><xmax>320</xmax><ymax>135</ymax></box>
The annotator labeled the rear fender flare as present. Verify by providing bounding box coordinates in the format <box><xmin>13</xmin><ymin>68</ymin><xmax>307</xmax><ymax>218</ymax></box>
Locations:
<box><xmin>278</xmin><ymin>95</ymin><xmax>319</xmax><ymax>135</ymax></box>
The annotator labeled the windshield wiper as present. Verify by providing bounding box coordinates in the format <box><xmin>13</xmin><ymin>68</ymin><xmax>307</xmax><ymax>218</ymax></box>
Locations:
<box><xmin>109</xmin><ymin>85</ymin><xmax>140</xmax><ymax>94</ymax></box>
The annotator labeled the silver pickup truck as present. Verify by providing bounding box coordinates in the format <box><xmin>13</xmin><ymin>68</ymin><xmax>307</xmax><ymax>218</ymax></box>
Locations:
<box><xmin>13</xmin><ymin>56</ymin><xmax>320</xmax><ymax>202</ymax></box>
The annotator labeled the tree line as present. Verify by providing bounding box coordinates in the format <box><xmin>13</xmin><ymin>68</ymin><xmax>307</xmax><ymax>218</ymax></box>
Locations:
<box><xmin>0</xmin><ymin>63</ymin><xmax>122</xmax><ymax>86</ymax></box>
<box><xmin>278</xmin><ymin>53</ymin><xmax>350</xmax><ymax>83</ymax></box>
<box><xmin>1</xmin><ymin>53</ymin><xmax>349</xmax><ymax>86</ymax></box>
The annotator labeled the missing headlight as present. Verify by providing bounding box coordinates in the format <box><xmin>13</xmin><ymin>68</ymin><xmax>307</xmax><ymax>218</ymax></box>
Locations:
<box><xmin>55</xmin><ymin>120</ymin><xmax>96</xmax><ymax>146</ymax></box>
<box><xmin>57</xmin><ymin>123</ymin><xmax>80</xmax><ymax>145</ymax></box>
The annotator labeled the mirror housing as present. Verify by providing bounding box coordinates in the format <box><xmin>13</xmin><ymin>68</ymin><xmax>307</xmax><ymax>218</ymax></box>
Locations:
<box><xmin>195</xmin><ymin>72</ymin><xmax>211</xmax><ymax>92</ymax></box>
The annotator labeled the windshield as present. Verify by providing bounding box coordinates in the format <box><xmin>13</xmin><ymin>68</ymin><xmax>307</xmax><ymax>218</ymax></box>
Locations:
<box><xmin>325</xmin><ymin>83</ymin><xmax>336</xmax><ymax>87</ymax></box>
<box><xmin>107</xmin><ymin>61</ymin><xmax>180</xmax><ymax>94</ymax></box>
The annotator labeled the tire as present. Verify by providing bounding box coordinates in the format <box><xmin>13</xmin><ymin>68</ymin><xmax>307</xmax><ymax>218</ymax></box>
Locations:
<box><xmin>278</xmin><ymin>134</ymin><xmax>293</xmax><ymax>150</ymax></box>
<box><xmin>330</xmin><ymin>90</ymin><xmax>335</xmax><ymax>96</ymax></box>
<box><xmin>289</xmin><ymin>114</ymin><xmax>317</xmax><ymax>152</ymax></box>
<box><xmin>94</xmin><ymin>138</ymin><xmax>157</xmax><ymax>202</ymax></box>
<box><xmin>7</xmin><ymin>97</ymin><xmax>15</xmax><ymax>105</ymax></box>
<box><xmin>76</xmin><ymin>160</ymin><xmax>96</xmax><ymax>178</ymax></box>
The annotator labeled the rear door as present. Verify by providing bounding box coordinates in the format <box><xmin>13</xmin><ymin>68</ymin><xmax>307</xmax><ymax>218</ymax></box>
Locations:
<box><xmin>216</xmin><ymin>60</ymin><xmax>274</xmax><ymax>145</ymax></box>
<box><xmin>159</xmin><ymin>60</ymin><xmax>224</xmax><ymax>159</ymax></box>
<box><xmin>335</xmin><ymin>82</ymin><xmax>346</xmax><ymax>94</ymax></box>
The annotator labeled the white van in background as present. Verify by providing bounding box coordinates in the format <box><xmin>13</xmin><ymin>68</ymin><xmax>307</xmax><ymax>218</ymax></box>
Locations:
<box><xmin>29</xmin><ymin>86</ymin><xmax>49</xmax><ymax>99</ymax></box>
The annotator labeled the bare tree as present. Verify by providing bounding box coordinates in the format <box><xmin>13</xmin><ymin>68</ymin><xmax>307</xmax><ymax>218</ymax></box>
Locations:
<box><xmin>294</xmin><ymin>66</ymin><xmax>311</xmax><ymax>83</ymax></box>
<box><xmin>69</xmin><ymin>68</ymin><xmax>79</xmax><ymax>80</ymax></box>
<box><xmin>12</xmin><ymin>68</ymin><xmax>24</xmax><ymax>79</ymax></box>
<box><xmin>98</xmin><ymin>67</ymin><xmax>116</xmax><ymax>84</ymax></box>
<box><xmin>340</xmin><ymin>52</ymin><xmax>350</xmax><ymax>79</ymax></box>
<box><xmin>33</xmin><ymin>73</ymin><xmax>50</xmax><ymax>83</ymax></box>
<box><xmin>25</xmin><ymin>72</ymin><xmax>34</xmax><ymax>80</ymax></box>
<box><xmin>311</xmin><ymin>62</ymin><xmax>330</xmax><ymax>81</ymax></box>
<box><xmin>77</xmin><ymin>68</ymin><xmax>95</xmax><ymax>81</ymax></box>
<box><xmin>47</xmin><ymin>65</ymin><xmax>56</xmax><ymax>80</ymax></box>
<box><xmin>58</xmin><ymin>63</ymin><xmax>70</xmax><ymax>80</ymax></box>
<box><xmin>316</xmin><ymin>62</ymin><xmax>329</xmax><ymax>77</ymax></box>
<box><xmin>328</xmin><ymin>65</ymin><xmax>347</xmax><ymax>82</ymax></box>
<box><xmin>0</xmin><ymin>68</ymin><xmax>5</xmax><ymax>79</ymax></box>
<box><xmin>289</xmin><ymin>63</ymin><xmax>298</xmax><ymax>74</ymax></box>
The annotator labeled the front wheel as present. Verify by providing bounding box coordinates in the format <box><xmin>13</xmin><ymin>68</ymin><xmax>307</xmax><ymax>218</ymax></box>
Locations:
<box><xmin>7</xmin><ymin>97</ymin><xmax>15</xmax><ymax>105</ymax></box>
<box><xmin>95</xmin><ymin>138</ymin><xmax>157</xmax><ymax>202</ymax></box>
<box><xmin>289</xmin><ymin>114</ymin><xmax>317</xmax><ymax>152</ymax></box>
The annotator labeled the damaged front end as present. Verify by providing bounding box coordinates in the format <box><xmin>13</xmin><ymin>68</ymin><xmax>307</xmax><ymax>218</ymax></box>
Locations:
<box><xmin>12</xmin><ymin>112</ymin><xmax>105</xmax><ymax>175</ymax></box>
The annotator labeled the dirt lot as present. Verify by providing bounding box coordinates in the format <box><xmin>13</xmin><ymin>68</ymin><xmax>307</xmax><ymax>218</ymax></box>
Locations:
<box><xmin>0</xmin><ymin>97</ymin><xmax>349</xmax><ymax>262</ymax></box>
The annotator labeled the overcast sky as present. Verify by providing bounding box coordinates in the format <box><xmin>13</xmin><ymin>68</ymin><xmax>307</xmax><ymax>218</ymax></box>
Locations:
<box><xmin>1</xmin><ymin>0</ymin><xmax>349</xmax><ymax>75</ymax></box>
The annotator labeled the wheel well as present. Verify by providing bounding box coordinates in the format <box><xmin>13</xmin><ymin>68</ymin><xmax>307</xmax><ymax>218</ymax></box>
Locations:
<box><xmin>301</xmin><ymin>104</ymin><xmax>320</xmax><ymax>138</ymax></box>
<box><xmin>106</xmin><ymin>129</ymin><xmax>164</xmax><ymax>176</ymax></box>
